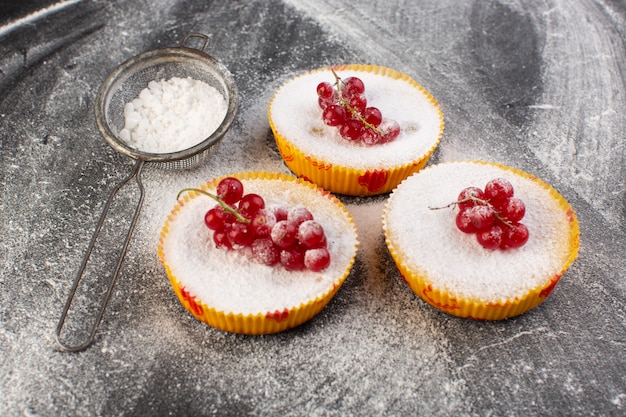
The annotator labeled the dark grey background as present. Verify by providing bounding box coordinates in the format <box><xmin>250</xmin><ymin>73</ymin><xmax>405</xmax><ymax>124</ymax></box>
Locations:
<box><xmin>1</xmin><ymin>1</ymin><xmax>624</xmax><ymax>416</ymax></box>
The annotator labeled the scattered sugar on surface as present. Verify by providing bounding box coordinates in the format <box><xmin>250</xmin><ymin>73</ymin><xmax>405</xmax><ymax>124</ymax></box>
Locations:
<box><xmin>119</xmin><ymin>77</ymin><xmax>227</xmax><ymax>153</ymax></box>
<box><xmin>384</xmin><ymin>161</ymin><xmax>574</xmax><ymax>302</ymax></box>
<box><xmin>161</xmin><ymin>178</ymin><xmax>358</xmax><ymax>314</ymax></box>
<box><xmin>269</xmin><ymin>68</ymin><xmax>442</xmax><ymax>169</ymax></box>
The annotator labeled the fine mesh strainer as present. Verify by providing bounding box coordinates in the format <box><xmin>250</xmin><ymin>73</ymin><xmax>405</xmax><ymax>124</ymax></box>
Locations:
<box><xmin>56</xmin><ymin>34</ymin><xmax>238</xmax><ymax>352</ymax></box>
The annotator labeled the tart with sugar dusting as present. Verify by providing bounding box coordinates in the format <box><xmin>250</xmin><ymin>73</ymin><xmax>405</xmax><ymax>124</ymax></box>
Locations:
<box><xmin>382</xmin><ymin>161</ymin><xmax>579</xmax><ymax>320</ymax></box>
<box><xmin>268</xmin><ymin>64</ymin><xmax>444</xmax><ymax>196</ymax></box>
<box><xmin>158</xmin><ymin>172</ymin><xmax>358</xmax><ymax>334</ymax></box>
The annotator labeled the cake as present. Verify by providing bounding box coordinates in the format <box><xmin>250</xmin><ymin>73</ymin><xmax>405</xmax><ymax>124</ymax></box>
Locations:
<box><xmin>268</xmin><ymin>64</ymin><xmax>444</xmax><ymax>196</ymax></box>
<box><xmin>382</xmin><ymin>161</ymin><xmax>580</xmax><ymax>320</ymax></box>
<box><xmin>158</xmin><ymin>172</ymin><xmax>359</xmax><ymax>334</ymax></box>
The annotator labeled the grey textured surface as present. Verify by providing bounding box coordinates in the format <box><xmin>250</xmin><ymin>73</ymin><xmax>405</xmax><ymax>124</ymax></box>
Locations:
<box><xmin>1</xmin><ymin>0</ymin><xmax>624</xmax><ymax>416</ymax></box>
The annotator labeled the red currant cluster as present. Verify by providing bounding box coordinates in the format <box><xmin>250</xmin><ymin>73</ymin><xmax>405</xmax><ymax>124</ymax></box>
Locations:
<box><xmin>316</xmin><ymin>71</ymin><xmax>400</xmax><ymax>145</ymax></box>
<box><xmin>453</xmin><ymin>178</ymin><xmax>529</xmax><ymax>250</ymax></box>
<box><xmin>181</xmin><ymin>177</ymin><xmax>331</xmax><ymax>272</ymax></box>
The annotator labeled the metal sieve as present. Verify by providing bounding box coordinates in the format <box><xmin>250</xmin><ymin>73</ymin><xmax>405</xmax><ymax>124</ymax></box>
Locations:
<box><xmin>56</xmin><ymin>34</ymin><xmax>238</xmax><ymax>352</ymax></box>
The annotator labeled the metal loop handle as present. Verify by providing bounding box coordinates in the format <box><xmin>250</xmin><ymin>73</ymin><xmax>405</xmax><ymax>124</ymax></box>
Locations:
<box><xmin>55</xmin><ymin>160</ymin><xmax>146</xmax><ymax>352</ymax></box>
<box><xmin>182</xmin><ymin>33</ymin><xmax>209</xmax><ymax>52</ymax></box>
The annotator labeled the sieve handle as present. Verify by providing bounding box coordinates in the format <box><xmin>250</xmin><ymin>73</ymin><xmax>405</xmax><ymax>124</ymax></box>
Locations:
<box><xmin>182</xmin><ymin>33</ymin><xmax>209</xmax><ymax>52</ymax></box>
<box><xmin>55</xmin><ymin>159</ymin><xmax>146</xmax><ymax>352</ymax></box>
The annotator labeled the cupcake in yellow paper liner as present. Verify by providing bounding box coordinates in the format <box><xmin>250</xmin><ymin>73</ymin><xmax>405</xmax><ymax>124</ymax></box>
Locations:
<box><xmin>382</xmin><ymin>161</ymin><xmax>580</xmax><ymax>320</ymax></box>
<box><xmin>158</xmin><ymin>172</ymin><xmax>358</xmax><ymax>334</ymax></box>
<box><xmin>268</xmin><ymin>64</ymin><xmax>444</xmax><ymax>196</ymax></box>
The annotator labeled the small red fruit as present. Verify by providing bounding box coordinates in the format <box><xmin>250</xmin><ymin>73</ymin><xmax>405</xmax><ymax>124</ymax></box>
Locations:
<box><xmin>500</xmin><ymin>197</ymin><xmax>526</xmax><ymax>223</ymax></box>
<box><xmin>287</xmin><ymin>207</ymin><xmax>314</xmax><ymax>226</ymax></box>
<box><xmin>501</xmin><ymin>223</ymin><xmax>529</xmax><ymax>248</ymax></box>
<box><xmin>322</xmin><ymin>104</ymin><xmax>347</xmax><ymax>127</ymax></box>
<box><xmin>484</xmin><ymin>178</ymin><xmax>514</xmax><ymax>210</ymax></box>
<box><xmin>216</xmin><ymin>177</ymin><xmax>244</xmax><ymax>204</ymax></box>
<box><xmin>298</xmin><ymin>220</ymin><xmax>327</xmax><ymax>248</ymax></box>
<box><xmin>238</xmin><ymin>193</ymin><xmax>265</xmax><ymax>219</ymax></box>
<box><xmin>280</xmin><ymin>245</ymin><xmax>306</xmax><ymax>271</ymax></box>
<box><xmin>466</xmin><ymin>205</ymin><xmax>495</xmax><ymax>230</ymax></box>
<box><xmin>476</xmin><ymin>224</ymin><xmax>504</xmax><ymax>250</ymax></box>
<box><xmin>304</xmin><ymin>248</ymin><xmax>331</xmax><ymax>272</ymax></box>
<box><xmin>457</xmin><ymin>186</ymin><xmax>485</xmax><ymax>210</ymax></box>
<box><xmin>271</xmin><ymin>220</ymin><xmax>299</xmax><ymax>249</ymax></box>
<box><xmin>456</xmin><ymin>209</ymin><xmax>478</xmax><ymax>234</ymax></box>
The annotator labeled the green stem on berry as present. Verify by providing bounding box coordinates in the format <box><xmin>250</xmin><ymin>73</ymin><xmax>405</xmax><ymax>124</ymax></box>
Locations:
<box><xmin>330</xmin><ymin>69</ymin><xmax>384</xmax><ymax>136</ymax></box>
<box><xmin>429</xmin><ymin>196</ymin><xmax>515</xmax><ymax>228</ymax></box>
<box><xmin>177</xmin><ymin>188</ymin><xmax>250</xmax><ymax>224</ymax></box>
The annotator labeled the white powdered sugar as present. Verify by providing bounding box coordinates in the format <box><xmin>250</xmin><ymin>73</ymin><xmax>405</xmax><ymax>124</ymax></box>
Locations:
<box><xmin>161</xmin><ymin>177</ymin><xmax>358</xmax><ymax>315</ymax></box>
<box><xmin>119</xmin><ymin>77</ymin><xmax>227</xmax><ymax>153</ymax></box>
<box><xmin>269</xmin><ymin>68</ymin><xmax>442</xmax><ymax>169</ymax></box>
<box><xmin>383</xmin><ymin>161</ymin><xmax>574</xmax><ymax>303</ymax></box>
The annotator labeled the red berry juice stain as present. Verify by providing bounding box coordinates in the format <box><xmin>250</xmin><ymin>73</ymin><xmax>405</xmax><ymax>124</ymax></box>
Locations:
<box><xmin>540</xmin><ymin>273</ymin><xmax>562</xmax><ymax>298</ymax></box>
<box><xmin>180</xmin><ymin>286</ymin><xmax>203</xmax><ymax>317</ymax></box>
<box><xmin>266</xmin><ymin>308</ymin><xmax>289</xmax><ymax>323</ymax></box>
<box><xmin>422</xmin><ymin>285</ymin><xmax>460</xmax><ymax>311</ymax></box>
<box><xmin>278</xmin><ymin>143</ymin><xmax>294</xmax><ymax>162</ymax></box>
<box><xmin>359</xmin><ymin>169</ymin><xmax>387</xmax><ymax>193</ymax></box>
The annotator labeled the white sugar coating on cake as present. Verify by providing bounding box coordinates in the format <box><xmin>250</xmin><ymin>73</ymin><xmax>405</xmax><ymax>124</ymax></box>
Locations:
<box><xmin>119</xmin><ymin>77</ymin><xmax>227</xmax><ymax>153</ymax></box>
<box><xmin>384</xmin><ymin>161</ymin><xmax>574</xmax><ymax>303</ymax></box>
<box><xmin>161</xmin><ymin>178</ymin><xmax>358</xmax><ymax>315</ymax></box>
<box><xmin>269</xmin><ymin>68</ymin><xmax>442</xmax><ymax>169</ymax></box>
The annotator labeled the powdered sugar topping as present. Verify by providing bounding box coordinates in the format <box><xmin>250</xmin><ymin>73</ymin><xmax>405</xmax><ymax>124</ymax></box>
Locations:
<box><xmin>269</xmin><ymin>68</ymin><xmax>442</xmax><ymax>169</ymax></box>
<box><xmin>383</xmin><ymin>161</ymin><xmax>575</xmax><ymax>302</ymax></box>
<box><xmin>161</xmin><ymin>177</ymin><xmax>358</xmax><ymax>315</ymax></box>
<box><xmin>119</xmin><ymin>76</ymin><xmax>228</xmax><ymax>153</ymax></box>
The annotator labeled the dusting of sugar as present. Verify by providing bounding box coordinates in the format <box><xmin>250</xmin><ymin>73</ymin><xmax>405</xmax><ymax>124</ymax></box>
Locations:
<box><xmin>120</xmin><ymin>77</ymin><xmax>227</xmax><ymax>153</ymax></box>
<box><xmin>269</xmin><ymin>68</ymin><xmax>442</xmax><ymax>169</ymax></box>
<box><xmin>384</xmin><ymin>161</ymin><xmax>574</xmax><ymax>302</ymax></box>
<box><xmin>161</xmin><ymin>177</ymin><xmax>358</xmax><ymax>315</ymax></box>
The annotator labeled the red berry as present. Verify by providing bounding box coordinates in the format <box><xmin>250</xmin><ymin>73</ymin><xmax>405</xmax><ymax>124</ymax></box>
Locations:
<box><xmin>316</xmin><ymin>82</ymin><xmax>335</xmax><ymax>99</ymax></box>
<box><xmin>342</xmin><ymin>76</ymin><xmax>365</xmax><ymax>99</ymax></box>
<box><xmin>204</xmin><ymin>207</ymin><xmax>225</xmax><ymax>231</ymax></box>
<box><xmin>500</xmin><ymin>197</ymin><xmax>526</xmax><ymax>222</ymax></box>
<box><xmin>361</xmin><ymin>128</ymin><xmax>382</xmax><ymax>145</ymax></box>
<box><xmin>252</xmin><ymin>238</ymin><xmax>281</xmax><ymax>266</ymax></box>
<box><xmin>318</xmin><ymin>90</ymin><xmax>338</xmax><ymax>109</ymax></box>
<box><xmin>304</xmin><ymin>248</ymin><xmax>331</xmax><ymax>272</ymax></box>
<box><xmin>213</xmin><ymin>229</ymin><xmax>233</xmax><ymax>250</ymax></box>
<box><xmin>298</xmin><ymin>220</ymin><xmax>327</xmax><ymax>248</ymax></box>
<box><xmin>287</xmin><ymin>207</ymin><xmax>314</xmax><ymax>226</ymax></box>
<box><xmin>238</xmin><ymin>193</ymin><xmax>265</xmax><ymax>219</ymax></box>
<box><xmin>216</xmin><ymin>177</ymin><xmax>244</xmax><ymax>205</ymax></box>
<box><xmin>348</xmin><ymin>95</ymin><xmax>367</xmax><ymax>113</ymax></box>
<box><xmin>476</xmin><ymin>224</ymin><xmax>504</xmax><ymax>250</ymax></box>
<box><xmin>322</xmin><ymin>104</ymin><xmax>347</xmax><ymax>127</ymax></box>
<box><xmin>484</xmin><ymin>178</ymin><xmax>514</xmax><ymax>210</ymax></box>
<box><xmin>379</xmin><ymin>118</ymin><xmax>400</xmax><ymax>143</ymax></box>
<box><xmin>339</xmin><ymin>119</ymin><xmax>363</xmax><ymax>141</ymax></box>
<box><xmin>271</xmin><ymin>220</ymin><xmax>298</xmax><ymax>249</ymax></box>
<box><xmin>251</xmin><ymin>208</ymin><xmax>277</xmax><ymax>238</ymax></box>
<box><xmin>457</xmin><ymin>186</ymin><xmax>485</xmax><ymax>210</ymax></box>
<box><xmin>363</xmin><ymin>107</ymin><xmax>382</xmax><ymax>127</ymax></box>
<box><xmin>227</xmin><ymin>222</ymin><xmax>256</xmax><ymax>247</ymax></box>
<box><xmin>273</xmin><ymin>206</ymin><xmax>288</xmax><ymax>222</ymax></box>
<box><xmin>501</xmin><ymin>223</ymin><xmax>529</xmax><ymax>248</ymax></box>
<box><xmin>280</xmin><ymin>245</ymin><xmax>306</xmax><ymax>270</ymax></box>
<box><xmin>456</xmin><ymin>209</ymin><xmax>478</xmax><ymax>234</ymax></box>
<box><xmin>466</xmin><ymin>205</ymin><xmax>495</xmax><ymax>230</ymax></box>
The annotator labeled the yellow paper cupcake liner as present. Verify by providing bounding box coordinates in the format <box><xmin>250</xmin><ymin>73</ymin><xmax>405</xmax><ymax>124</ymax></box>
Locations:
<box><xmin>383</xmin><ymin>161</ymin><xmax>580</xmax><ymax>320</ymax></box>
<box><xmin>158</xmin><ymin>171</ymin><xmax>358</xmax><ymax>334</ymax></box>
<box><xmin>268</xmin><ymin>64</ymin><xmax>444</xmax><ymax>196</ymax></box>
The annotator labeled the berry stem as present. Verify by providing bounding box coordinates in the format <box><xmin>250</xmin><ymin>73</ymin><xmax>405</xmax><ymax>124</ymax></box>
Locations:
<box><xmin>429</xmin><ymin>196</ymin><xmax>514</xmax><ymax>228</ymax></box>
<box><xmin>177</xmin><ymin>188</ymin><xmax>250</xmax><ymax>224</ymax></box>
<box><xmin>330</xmin><ymin>69</ymin><xmax>384</xmax><ymax>135</ymax></box>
